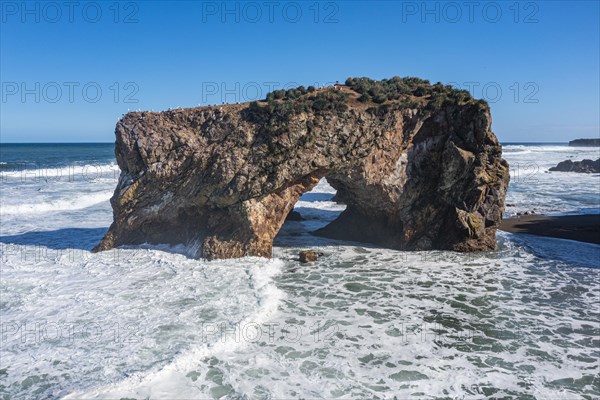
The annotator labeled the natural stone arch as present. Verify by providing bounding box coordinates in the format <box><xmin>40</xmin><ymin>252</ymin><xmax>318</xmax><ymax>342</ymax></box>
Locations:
<box><xmin>94</xmin><ymin>81</ymin><xmax>509</xmax><ymax>260</ymax></box>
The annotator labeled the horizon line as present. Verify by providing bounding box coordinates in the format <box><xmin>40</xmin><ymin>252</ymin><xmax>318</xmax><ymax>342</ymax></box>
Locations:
<box><xmin>0</xmin><ymin>141</ymin><xmax>582</xmax><ymax>145</ymax></box>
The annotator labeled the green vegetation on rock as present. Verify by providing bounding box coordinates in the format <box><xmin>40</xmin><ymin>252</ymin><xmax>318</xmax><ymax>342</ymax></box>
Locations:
<box><xmin>262</xmin><ymin>76</ymin><xmax>484</xmax><ymax>111</ymax></box>
<box><xmin>243</xmin><ymin>76</ymin><xmax>488</xmax><ymax>127</ymax></box>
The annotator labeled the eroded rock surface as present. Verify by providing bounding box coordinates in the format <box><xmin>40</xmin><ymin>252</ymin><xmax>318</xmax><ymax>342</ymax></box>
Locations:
<box><xmin>94</xmin><ymin>77</ymin><xmax>509</xmax><ymax>259</ymax></box>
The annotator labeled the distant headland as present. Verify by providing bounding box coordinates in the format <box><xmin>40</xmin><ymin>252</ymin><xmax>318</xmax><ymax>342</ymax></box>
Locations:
<box><xmin>569</xmin><ymin>138</ymin><xmax>600</xmax><ymax>147</ymax></box>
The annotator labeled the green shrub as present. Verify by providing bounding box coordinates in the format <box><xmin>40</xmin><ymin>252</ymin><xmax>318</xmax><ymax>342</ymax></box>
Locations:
<box><xmin>451</xmin><ymin>89</ymin><xmax>472</xmax><ymax>103</ymax></box>
<box><xmin>413</xmin><ymin>86</ymin><xmax>427</xmax><ymax>97</ymax></box>
<box><xmin>255</xmin><ymin>77</ymin><xmax>477</xmax><ymax>120</ymax></box>
<box><xmin>373</xmin><ymin>95</ymin><xmax>387</xmax><ymax>104</ymax></box>
<box><xmin>311</xmin><ymin>98</ymin><xmax>327</xmax><ymax>110</ymax></box>
<box><xmin>266</xmin><ymin>99</ymin><xmax>278</xmax><ymax>113</ymax></box>
<box><xmin>358</xmin><ymin>93</ymin><xmax>371</xmax><ymax>103</ymax></box>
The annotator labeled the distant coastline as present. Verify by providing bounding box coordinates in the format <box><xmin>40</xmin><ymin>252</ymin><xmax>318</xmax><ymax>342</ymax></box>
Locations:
<box><xmin>502</xmin><ymin>142</ymin><xmax>568</xmax><ymax>145</ymax></box>
<box><xmin>569</xmin><ymin>138</ymin><xmax>600</xmax><ymax>147</ymax></box>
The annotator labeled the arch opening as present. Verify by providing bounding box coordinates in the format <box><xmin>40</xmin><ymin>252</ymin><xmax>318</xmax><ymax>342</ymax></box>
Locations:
<box><xmin>274</xmin><ymin>178</ymin><xmax>346</xmax><ymax>249</ymax></box>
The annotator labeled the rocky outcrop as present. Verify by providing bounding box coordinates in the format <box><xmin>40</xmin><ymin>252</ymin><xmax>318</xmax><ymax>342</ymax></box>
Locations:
<box><xmin>549</xmin><ymin>158</ymin><xmax>600</xmax><ymax>173</ymax></box>
<box><xmin>299</xmin><ymin>250</ymin><xmax>322</xmax><ymax>263</ymax></box>
<box><xmin>569</xmin><ymin>138</ymin><xmax>600</xmax><ymax>147</ymax></box>
<box><xmin>94</xmin><ymin>77</ymin><xmax>509</xmax><ymax>259</ymax></box>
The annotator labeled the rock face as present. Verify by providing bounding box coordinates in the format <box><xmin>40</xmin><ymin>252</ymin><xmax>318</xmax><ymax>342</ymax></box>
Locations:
<box><xmin>569</xmin><ymin>138</ymin><xmax>600</xmax><ymax>147</ymax></box>
<box><xmin>549</xmin><ymin>159</ymin><xmax>600</xmax><ymax>173</ymax></box>
<box><xmin>94</xmin><ymin>77</ymin><xmax>509</xmax><ymax>259</ymax></box>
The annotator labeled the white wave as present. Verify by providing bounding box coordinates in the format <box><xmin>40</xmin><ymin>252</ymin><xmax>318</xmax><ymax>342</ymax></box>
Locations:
<box><xmin>504</xmin><ymin>144</ymin><xmax>591</xmax><ymax>152</ymax></box>
<box><xmin>0</xmin><ymin>163</ymin><xmax>120</xmax><ymax>182</ymax></box>
<box><xmin>295</xmin><ymin>200</ymin><xmax>345</xmax><ymax>212</ymax></box>
<box><xmin>63</xmin><ymin>258</ymin><xmax>284</xmax><ymax>399</ymax></box>
<box><xmin>2</xmin><ymin>147</ymin><xmax>600</xmax><ymax>399</ymax></box>
<box><xmin>0</xmin><ymin>190</ymin><xmax>113</xmax><ymax>215</ymax></box>
<box><xmin>503</xmin><ymin>145</ymin><xmax>600</xmax><ymax>216</ymax></box>
<box><xmin>311</xmin><ymin>178</ymin><xmax>338</xmax><ymax>194</ymax></box>
<box><xmin>503</xmin><ymin>149</ymin><xmax>532</xmax><ymax>155</ymax></box>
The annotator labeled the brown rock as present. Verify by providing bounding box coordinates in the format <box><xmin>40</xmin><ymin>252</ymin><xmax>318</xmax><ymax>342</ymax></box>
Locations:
<box><xmin>93</xmin><ymin>78</ymin><xmax>509</xmax><ymax>259</ymax></box>
<box><xmin>299</xmin><ymin>250</ymin><xmax>320</xmax><ymax>263</ymax></box>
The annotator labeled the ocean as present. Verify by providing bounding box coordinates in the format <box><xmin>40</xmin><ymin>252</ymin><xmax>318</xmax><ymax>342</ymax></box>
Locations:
<box><xmin>0</xmin><ymin>142</ymin><xmax>599</xmax><ymax>399</ymax></box>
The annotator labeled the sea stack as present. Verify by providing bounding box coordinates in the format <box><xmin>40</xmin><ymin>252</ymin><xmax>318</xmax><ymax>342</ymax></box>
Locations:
<box><xmin>94</xmin><ymin>77</ymin><xmax>510</xmax><ymax>259</ymax></box>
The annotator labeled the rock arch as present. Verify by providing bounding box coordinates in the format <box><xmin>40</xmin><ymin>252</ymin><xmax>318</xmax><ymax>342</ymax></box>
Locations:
<box><xmin>94</xmin><ymin>83</ymin><xmax>509</xmax><ymax>259</ymax></box>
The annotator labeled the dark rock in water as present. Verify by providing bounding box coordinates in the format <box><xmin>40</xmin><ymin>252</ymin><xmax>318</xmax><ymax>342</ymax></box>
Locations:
<box><xmin>93</xmin><ymin>77</ymin><xmax>509</xmax><ymax>259</ymax></box>
<box><xmin>299</xmin><ymin>250</ymin><xmax>321</xmax><ymax>263</ymax></box>
<box><xmin>569</xmin><ymin>138</ymin><xmax>600</xmax><ymax>147</ymax></box>
<box><xmin>549</xmin><ymin>159</ymin><xmax>600</xmax><ymax>173</ymax></box>
<box><xmin>285</xmin><ymin>210</ymin><xmax>304</xmax><ymax>221</ymax></box>
<box><xmin>517</xmin><ymin>211</ymin><xmax>536</xmax><ymax>216</ymax></box>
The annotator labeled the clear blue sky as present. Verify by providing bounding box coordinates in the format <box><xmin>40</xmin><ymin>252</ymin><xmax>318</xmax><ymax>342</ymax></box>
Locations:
<box><xmin>1</xmin><ymin>0</ymin><xmax>598</xmax><ymax>142</ymax></box>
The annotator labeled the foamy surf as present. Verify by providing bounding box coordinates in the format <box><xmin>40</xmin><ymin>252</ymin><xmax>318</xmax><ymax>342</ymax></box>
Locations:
<box><xmin>503</xmin><ymin>144</ymin><xmax>600</xmax><ymax>216</ymax></box>
<box><xmin>0</xmin><ymin>190</ymin><xmax>113</xmax><ymax>215</ymax></box>
<box><xmin>2</xmin><ymin>144</ymin><xmax>599</xmax><ymax>399</ymax></box>
<box><xmin>0</xmin><ymin>162</ymin><xmax>118</xmax><ymax>222</ymax></box>
<box><xmin>0</xmin><ymin>163</ymin><xmax>120</xmax><ymax>182</ymax></box>
<box><xmin>61</xmin><ymin>258</ymin><xmax>285</xmax><ymax>399</ymax></box>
